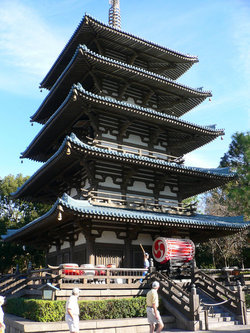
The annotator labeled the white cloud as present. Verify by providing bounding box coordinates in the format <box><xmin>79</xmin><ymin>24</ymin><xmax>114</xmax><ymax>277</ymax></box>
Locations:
<box><xmin>0</xmin><ymin>1</ymin><xmax>65</xmax><ymax>78</ymax></box>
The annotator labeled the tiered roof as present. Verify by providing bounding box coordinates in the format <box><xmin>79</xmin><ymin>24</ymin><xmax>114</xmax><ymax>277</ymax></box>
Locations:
<box><xmin>23</xmin><ymin>84</ymin><xmax>223</xmax><ymax>162</ymax></box>
<box><xmin>32</xmin><ymin>45</ymin><xmax>210</xmax><ymax>124</ymax></box>
<box><xmin>6</xmin><ymin>12</ymin><xmax>249</xmax><ymax>246</ymax></box>
<box><xmin>40</xmin><ymin>15</ymin><xmax>198</xmax><ymax>89</ymax></box>
<box><xmin>4</xmin><ymin>194</ymin><xmax>248</xmax><ymax>246</ymax></box>
<box><xmin>14</xmin><ymin>133</ymin><xmax>236</xmax><ymax>203</ymax></box>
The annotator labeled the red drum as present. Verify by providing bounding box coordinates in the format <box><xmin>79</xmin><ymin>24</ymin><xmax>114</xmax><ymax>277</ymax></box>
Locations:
<box><xmin>80</xmin><ymin>264</ymin><xmax>95</xmax><ymax>276</ymax></box>
<box><xmin>60</xmin><ymin>263</ymin><xmax>81</xmax><ymax>275</ymax></box>
<box><xmin>95</xmin><ymin>265</ymin><xmax>106</xmax><ymax>276</ymax></box>
<box><xmin>152</xmin><ymin>237</ymin><xmax>195</xmax><ymax>264</ymax></box>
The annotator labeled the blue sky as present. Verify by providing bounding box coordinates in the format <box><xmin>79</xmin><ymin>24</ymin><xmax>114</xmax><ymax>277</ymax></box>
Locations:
<box><xmin>0</xmin><ymin>0</ymin><xmax>249</xmax><ymax>178</ymax></box>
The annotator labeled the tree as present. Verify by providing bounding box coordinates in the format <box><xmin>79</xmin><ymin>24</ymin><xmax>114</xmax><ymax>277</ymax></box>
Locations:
<box><xmin>0</xmin><ymin>174</ymin><xmax>50</xmax><ymax>273</ymax></box>
<box><xmin>220</xmin><ymin>132</ymin><xmax>250</xmax><ymax>219</ymax></box>
<box><xmin>196</xmin><ymin>132</ymin><xmax>250</xmax><ymax>268</ymax></box>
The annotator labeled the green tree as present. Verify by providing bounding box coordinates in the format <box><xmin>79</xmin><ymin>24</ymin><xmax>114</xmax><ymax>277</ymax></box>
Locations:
<box><xmin>219</xmin><ymin>132</ymin><xmax>250</xmax><ymax>219</ymax></box>
<box><xmin>0</xmin><ymin>174</ymin><xmax>50</xmax><ymax>273</ymax></box>
<box><xmin>197</xmin><ymin>132</ymin><xmax>250</xmax><ymax>268</ymax></box>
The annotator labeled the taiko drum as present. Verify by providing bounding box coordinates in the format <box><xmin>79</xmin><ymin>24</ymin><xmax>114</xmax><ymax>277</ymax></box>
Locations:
<box><xmin>152</xmin><ymin>237</ymin><xmax>195</xmax><ymax>264</ymax></box>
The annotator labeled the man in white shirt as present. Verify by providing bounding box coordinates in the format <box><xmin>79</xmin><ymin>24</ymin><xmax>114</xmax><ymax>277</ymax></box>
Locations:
<box><xmin>0</xmin><ymin>296</ymin><xmax>5</xmax><ymax>333</ymax></box>
<box><xmin>65</xmin><ymin>287</ymin><xmax>80</xmax><ymax>333</ymax></box>
<box><xmin>146</xmin><ymin>281</ymin><xmax>163</xmax><ymax>333</ymax></box>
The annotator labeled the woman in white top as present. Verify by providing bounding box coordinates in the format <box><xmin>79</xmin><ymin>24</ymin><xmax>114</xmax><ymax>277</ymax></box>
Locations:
<box><xmin>65</xmin><ymin>288</ymin><xmax>80</xmax><ymax>333</ymax></box>
<box><xmin>0</xmin><ymin>296</ymin><xmax>5</xmax><ymax>333</ymax></box>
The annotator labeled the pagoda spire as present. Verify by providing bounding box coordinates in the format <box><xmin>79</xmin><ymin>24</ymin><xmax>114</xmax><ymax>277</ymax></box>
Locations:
<box><xmin>109</xmin><ymin>0</ymin><xmax>121</xmax><ymax>29</ymax></box>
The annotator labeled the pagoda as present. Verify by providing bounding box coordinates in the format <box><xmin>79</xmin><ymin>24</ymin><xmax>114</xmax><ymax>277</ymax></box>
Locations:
<box><xmin>6</xmin><ymin>1</ymin><xmax>249</xmax><ymax>268</ymax></box>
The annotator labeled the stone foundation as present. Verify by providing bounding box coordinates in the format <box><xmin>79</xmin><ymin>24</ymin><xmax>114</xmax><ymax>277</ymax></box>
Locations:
<box><xmin>5</xmin><ymin>314</ymin><xmax>176</xmax><ymax>333</ymax></box>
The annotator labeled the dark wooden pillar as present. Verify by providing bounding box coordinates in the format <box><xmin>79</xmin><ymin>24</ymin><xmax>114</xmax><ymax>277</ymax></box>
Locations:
<box><xmin>124</xmin><ymin>238</ymin><xmax>132</xmax><ymax>267</ymax></box>
<box><xmin>69</xmin><ymin>240</ymin><xmax>74</xmax><ymax>262</ymax></box>
<box><xmin>85</xmin><ymin>233</ymin><xmax>96</xmax><ymax>265</ymax></box>
<box><xmin>123</xmin><ymin>226</ymin><xmax>140</xmax><ymax>268</ymax></box>
<box><xmin>56</xmin><ymin>240</ymin><xmax>62</xmax><ymax>265</ymax></box>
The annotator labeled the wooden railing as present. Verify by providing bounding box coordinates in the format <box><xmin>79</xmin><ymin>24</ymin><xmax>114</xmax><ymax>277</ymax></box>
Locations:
<box><xmin>147</xmin><ymin>271</ymin><xmax>200</xmax><ymax>331</ymax></box>
<box><xmin>57</xmin><ymin>267</ymin><xmax>145</xmax><ymax>289</ymax></box>
<box><xmin>87</xmin><ymin>137</ymin><xmax>184</xmax><ymax>164</ymax></box>
<box><xmin>81</xmin><ymin>189</ymin><xmax>197</xmax><ymax>216</ymax></box>
<box><xmin>0</xmin><ymin>273</ymin><xmax>28</xmax><ymax>297</ymax></box>
<box><xmin>194</xmin><ymin>270</ymin><xmax>247</xmax><ymax>325</ymax></box>
<box><xmin>0</xmin><ymin>267</ymin><xmax>147</xmax><ymax>297</ymax></box>
<box><xmin>200</xmin><ymin>268</ymin><xmax>250</xmax><ymax>290</ymax></box>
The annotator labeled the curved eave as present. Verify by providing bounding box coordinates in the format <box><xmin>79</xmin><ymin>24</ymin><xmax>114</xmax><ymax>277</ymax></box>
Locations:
<box><xmin>4</xmin><ymin>194</ymin><xmax>249</xmax><ymax>244</ymax></box>
<box><xmin>40</xmin><ymin>14</ymin><xmax>198</xmax><ymax>89</ymax></box>
<box><xmin>32</xmin><ymin>45</ymin><xmax>211</xmax><ymax>124</ymax></box>
<box><xmin>2</xmin><ymin>203</ymin><xmax>59</xmax><ymax>243</ymax></box>
<box><xmin>23</xmin><ymin>84</ymin><xmax>223</xmax><ymax>162</ymax></box>
<box><xmin>59</xmin><ymin>194</ymin><xmax>249</xmax><ymax>231</ymax></box>
<box><xmin>14</xmin><ymin>133</ymin><xmax>236</xmax><ymax>202</ymax></box>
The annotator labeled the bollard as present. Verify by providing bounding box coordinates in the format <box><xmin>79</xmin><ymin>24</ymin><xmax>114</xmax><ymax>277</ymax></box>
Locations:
<box><xmin>237</xmin><ymin>281</ymin><xmax>248</xmax><ymax>325</ymax></box>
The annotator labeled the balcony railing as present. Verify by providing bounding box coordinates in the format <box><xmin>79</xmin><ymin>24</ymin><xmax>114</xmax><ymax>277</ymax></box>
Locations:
<box><xmin>87</xmin><ymin>137</ymin><xmax>184</xmax><ymax>164</ymax></box>
<box><xmin>81</xmin><ymin>190</ymin><xmax>197</xmax><ymax>216</ymax></box>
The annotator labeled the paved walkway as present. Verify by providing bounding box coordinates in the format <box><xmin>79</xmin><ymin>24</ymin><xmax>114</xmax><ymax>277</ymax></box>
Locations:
<box><xmin>162</xmin><ymin>325</ymin><xmax>250</xmax><ymax>332</ymax></box>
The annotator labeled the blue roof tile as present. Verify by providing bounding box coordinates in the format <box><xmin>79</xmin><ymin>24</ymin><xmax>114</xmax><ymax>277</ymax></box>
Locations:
<box><xmin>4</xmin><ymin>193</ymin><xmax>249</xmax><ymax>242</ymax></box>
<box><xmin>67</xmin><ymin>133</ymin><xmax>235</xmax><ymax>177</ymax></box>
<box><xmin>78</xmin><ymin>44</ymin><xmax>211</xmax><ymax>95</ymax></box>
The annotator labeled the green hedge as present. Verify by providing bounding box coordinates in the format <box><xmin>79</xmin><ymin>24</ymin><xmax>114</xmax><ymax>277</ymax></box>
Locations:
<box><xmin>5</xmin><ymin>297</ymin><xmax>147</xmax><ymax>322</ymax></box>
<box><xmin>246</xmin><ymin>294</ymin><xmax>250</xmax><ymax>309</ymax></box>
<box><xmin>5</xmin><ymin>298</ymin><xmax>66</xmax><ymax>322</ymax></box>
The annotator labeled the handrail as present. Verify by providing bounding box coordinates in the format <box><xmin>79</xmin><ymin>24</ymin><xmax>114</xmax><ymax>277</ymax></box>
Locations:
<box><xmin>156</xmin><ymin>271</ymin><xmax>190</xmax><ymax>298</ymax></box>
<box><xmin>80</xmin><ymin>189</ymin><xmax>197</xmax><ymax>215</ymax></box>
<box><xmin>195</xmin><ymin>270</ymin><xmax>239</xmax><ymax>301</ymax></box>
<box><xmin>200</xmin><ymin>268</ymin><xmax>250</xmax><ymax>288</ymax></box>
<box><xmin>0</xmin><ymin>274</ymin><xmax>28</xmax><ymax>296</ymax></box>
<box><xmin>87</xmin><ymin>137</ymin><xmax>184</xmax><ymax>163</ymax></box>
<box><xmin>1</xmin><ymin>267</ymin><xmax>148</xmax><ymax>296</ymax></box>
<box><xmin>194</xmin><ymin>269</ymin><xmax>247</xmax><ymax>325</ymax></box>
<box><xmin>147</xmin><ymin>271</ymin><xmax>200</xmax><ymax>326</ymax></box>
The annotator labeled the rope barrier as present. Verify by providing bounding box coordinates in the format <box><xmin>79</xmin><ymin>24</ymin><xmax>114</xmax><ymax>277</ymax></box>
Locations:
<box><xmin>201</xmin><ymin>298</ymin><xmax>230</xmax><ymax>307</ymax></box>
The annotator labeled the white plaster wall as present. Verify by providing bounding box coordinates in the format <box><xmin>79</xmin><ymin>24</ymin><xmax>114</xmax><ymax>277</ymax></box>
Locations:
<box><xmin>160</xmin><ymin>186</ymin><xmax>178</xmax><ymax>198</ymax></box>
<box><xmin>81</xmin><ymin>179</ymin><xmax>90</xmax><ymax>188</ymax></box>
<box><xmin>48</xmin><ymin>245</ymin><xmax>57</xmax><ymax>253</ymax></box>
<box><xmin>61</xmin><ymin>241</ymin><xmax>70</xmax><ymax>250</ymax></box>
<box><xmin>101</xmin><ymin>176</ymin><xmax>120</xmax><ymax>189</ymax></box>
<box><xmin>127</xmin><ymin>181</ymin><xmax>152</xmax><ymax>194</ymax></box>
<box><xmin>95</xmin><ymin>231</ymin><xmax>124</xmax><ymax>244</ymax></box>
<box><xmin>123</xmin><ymin>134</ymin><xmax>148</xmax><ymax>147</ymax></box>
<box><xmin>154</xmin><ymin>143</ymin><xmax>166</xmax><ymax>152</ymax></box>
<box><xmin>126</xmin><ymin>97</ymin><xmax>136</xmax><ymax>105</ymax></box>
<box><xmin>132</xmin><ymin>234</ymin><xmax>153</xmax><ymax>246</ymax></box>
<box><xmin>102</xmin><ymin>131</ymin><xmax>117</xmax><ymax>140</ymax></box>
<box><xmin>70</xmin><ymin>188</ymin><xmax>77</xmax><ymax>197</ymax></box>
<box><xmin>75</xmin><ymin>233</ymin><xmax>86</xmax><ymax>246</ymax></box>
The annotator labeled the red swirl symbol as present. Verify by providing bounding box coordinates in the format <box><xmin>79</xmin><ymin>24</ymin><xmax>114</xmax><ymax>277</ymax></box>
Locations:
<box><xmin>153</xmin><ymin>237</ymin><xmax>166</xmax><ymax>263</ymax></box>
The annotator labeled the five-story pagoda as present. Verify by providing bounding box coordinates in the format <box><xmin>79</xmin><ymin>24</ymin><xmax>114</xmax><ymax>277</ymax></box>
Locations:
<box><xmin>5</xmin><ymin>1</ymin><xmax>249</xmax><ymax>268</ymax></box>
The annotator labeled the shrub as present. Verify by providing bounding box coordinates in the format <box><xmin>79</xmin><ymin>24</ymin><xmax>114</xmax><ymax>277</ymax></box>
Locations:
<box><xmin>246</xmin><ymin>294</ymin><xmax>250</xmax><ymax>309</ymax></box>
<box><xmin>5</xmin><ymin>297</ymin><xmax>147</xmax><ymax>322</ymax></box>
<box><xmin>6</xmin><ymin>298</ymin><xmax>66</xmax><ymax>322</ymax></box>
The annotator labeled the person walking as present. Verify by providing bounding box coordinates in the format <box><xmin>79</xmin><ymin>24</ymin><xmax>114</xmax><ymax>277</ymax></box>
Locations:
<box><xmin>140</xmin><ymin>251</ymin><xmax>150</xmax><ymax>282</ymax></box>
<box><xmin>144</xmin><ymin>252</ymin><xmax>150</xmax><ymax>271</ymax></box>
<box><xmin>146</xmin><ymin>281</ymin><xmax>164</xmax><ymax>333</ymax></box>
<box><xmin>0</xmin><ymin>296</ymin><xmax>5</xmax><ymax>333</ymax></box>
<box><xmin>65</xmin><ymin>287</ymin><xmax>80</xmax><ymax>333</ymax></box>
